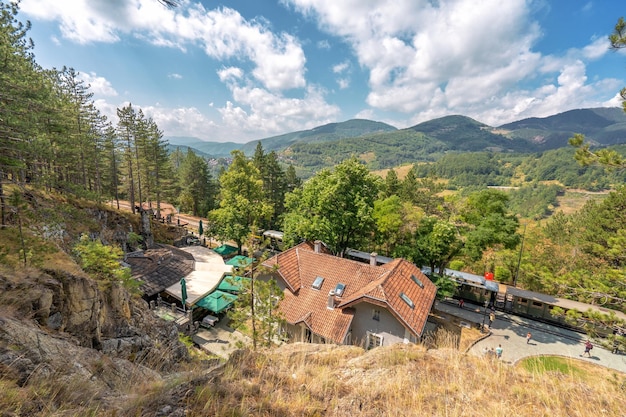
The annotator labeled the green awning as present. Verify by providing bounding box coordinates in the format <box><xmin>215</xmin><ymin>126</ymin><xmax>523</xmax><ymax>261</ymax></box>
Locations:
<box><xmin>213</xmin><ymin>244</ymin><xmax>238</xmax><ymax>256</ymax></box>
<box><xmin>195</xmin><ymin>290</ymin><xmax>238</xmax><ymax>313</ymax></box>
<box><xmin>218</xmin><ymin>275</ymin><xmax>251</xmax><ymax>293</ymax></box>
<box><xmin>225</xmin><ymin>255</ymin><xmax>255</xmax><ymax>268</ymax></box>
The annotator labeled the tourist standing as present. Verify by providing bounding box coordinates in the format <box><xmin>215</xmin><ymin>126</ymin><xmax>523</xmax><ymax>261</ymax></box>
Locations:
<box><xmin>495</xmin><ymin>344</ymin><xmax>503</xmax><ymax>359</ymax></box>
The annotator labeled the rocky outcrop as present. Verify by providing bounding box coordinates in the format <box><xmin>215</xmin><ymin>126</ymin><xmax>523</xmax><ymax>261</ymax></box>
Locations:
<box><xmin>0</xmin><ymin>265</ymin><xmax>188</xmax><ymax>388</ymax></box>
<box><xmin>0</xmin><ymin>314</ymin><xmax>161</xmax><ymax>390</ymax></box>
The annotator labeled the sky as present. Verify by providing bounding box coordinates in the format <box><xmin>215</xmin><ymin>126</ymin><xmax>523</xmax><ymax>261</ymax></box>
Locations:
<box><xmin>16</xmin><ymin>0</ymin><xmax>626</xmax><ymax>143</ymax></box>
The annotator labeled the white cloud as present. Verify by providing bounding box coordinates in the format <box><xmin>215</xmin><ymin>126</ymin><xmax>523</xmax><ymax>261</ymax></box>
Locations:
<box><xmin>20</xmin><ymin>0</ymin><xmax>307</xmax><ymax>91</ymax></box>
<box><xmin>21</xmin><ymin>0</ymin><xmax>625</xmax><ymax>140</ymax></box>
<box><xmin>218</xmin><ymin>67</ymin><xmax>244</xmax><ymax>82</ymax></box>
<box><xmin>77</xmin><ymin>71</ymin><xmax>118</xmax><ymax>96</ymax></box>
<box><xmin>333</xmin><ymin>61</ymin><xmax>349</xmax><ymax>74</ymax></box>
<box><xmin>581</xmin><ymin>37</ymin><xmax>610</xmax><ymax>60</ymax></box>
<box><xmin>168</xmin><ymin>73</ymin><xmax>183</xmax><ymax>79</ymax></box>
<box><xmin>317</xmin><ymin>39</ymin><xmax>331</xmax><ymax>49</ymax></box>
<box><xmin>285</xmin><ymin>0</ymin><xmax>620</xmax><ymax>126</ymax></box>
<box><xmin>218</xmin><ymin>84</ymin><xmax>341</xmax><ymax>138</ymax></box>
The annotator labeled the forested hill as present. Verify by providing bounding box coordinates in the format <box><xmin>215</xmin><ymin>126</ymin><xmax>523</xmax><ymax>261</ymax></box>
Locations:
<box><xmin>497</xmin><ymin>107</ymin><xmax>626</xmax><ymax>149</ymax></box>
<box><xmin>239</xmin><ymin>119</ymin><xmax>397</xmax><ymax>154</ymax></box>
<box><xmin>167</xmin><ymin>108</ymin><xmax>626</xmax><ymax>168</ymax></box>
<box><xmin>406</xmin><ymin>115</ymin><xmax>530</xmax><ymax>152</ymax></box>
<box><xmin>167</xmin><ymin>119</ymin><xmax>397</xmax><ymax>157</ymax></box>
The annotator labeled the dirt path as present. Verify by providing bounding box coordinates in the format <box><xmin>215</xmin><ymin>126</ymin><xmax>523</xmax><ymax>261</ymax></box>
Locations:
<box><xmin>109</xmin><ymin>200</ymin><xmax>208</xmax><ymax>234</ymax></box>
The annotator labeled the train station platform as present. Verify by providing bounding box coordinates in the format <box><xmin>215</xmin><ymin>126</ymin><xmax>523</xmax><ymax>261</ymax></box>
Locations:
<box><xmin>434</xmin><ymin>298</ymin><xmax>626</xmax><ymax>373</ymax></box>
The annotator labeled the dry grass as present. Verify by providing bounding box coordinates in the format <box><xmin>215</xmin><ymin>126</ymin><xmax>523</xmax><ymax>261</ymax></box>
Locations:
<box><xmin>126</xmin><ymin>338</ymin><xmax>625</xmax><ymax>417</ymax></box>
<box><xmin>554</xmin><ymin>189</ymin><xmax>609</xmax><ymax>215</ymax></box>
<box><xmin>2</xmin><ymin>322</ymin><xmax>624</xmax><ymax>416</ymax></box>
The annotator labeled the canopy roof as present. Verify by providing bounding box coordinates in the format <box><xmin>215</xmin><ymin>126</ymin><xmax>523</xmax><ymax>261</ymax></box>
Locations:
<box><xmin>195</xmin><ymin>290</ymin><xmax>238</xmax><ymax>313</ymax></box>
<box><xmin>217</xmin><ymin>275</ymin><xmax>251</xmax><ymax>293</ymax></box>
<box><xmin>164</xmin><ymin>246</ymin><xmax>233</xmax><ymax>305</ymax></box>
<box><xmin>213</xmin><ymin>244</ymin><xmax>238</xmax><ymax>256</ymax></box>
<box><xmin>225</xmin><ymin>255</ymin><xmax>255</xmax><ymax>268</ymax></box>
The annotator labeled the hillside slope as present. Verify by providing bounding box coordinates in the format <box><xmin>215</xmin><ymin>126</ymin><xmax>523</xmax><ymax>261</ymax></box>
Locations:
<box><xmin>499</xmin><ymin>107</ymin><xmax>626</xmax><ymax>149</ymax></box>
<box><xmin>0</xmin><ymin>192</ymin><xmax>190</xmax><ymax>415</ymax></box>
<box><xmin>125</xmin><ymin>342</ymin><xmax>626</xmax><ymax>416</ymax></box>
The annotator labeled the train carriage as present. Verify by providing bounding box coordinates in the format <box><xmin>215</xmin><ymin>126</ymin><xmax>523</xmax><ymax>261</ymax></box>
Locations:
<box><xmin>504</xmin><ymin>286</ymin><xmax>626</xmax><ymax>335</ymax></box>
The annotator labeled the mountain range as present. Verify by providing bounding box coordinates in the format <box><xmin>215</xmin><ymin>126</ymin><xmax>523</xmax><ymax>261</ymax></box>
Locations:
<box><xmin>166</xmin><ymin>107</ymin><xmax>626</xmax><ymax>173</ymax></box>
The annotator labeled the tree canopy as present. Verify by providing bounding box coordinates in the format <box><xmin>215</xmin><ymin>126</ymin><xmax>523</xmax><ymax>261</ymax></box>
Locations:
<box><xmin>283</xmin><ymin>157</ymin><xmax>381</xmax><ymax>256</ymax></box>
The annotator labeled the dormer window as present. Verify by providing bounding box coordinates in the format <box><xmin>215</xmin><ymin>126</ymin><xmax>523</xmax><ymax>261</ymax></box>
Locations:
<box><xmin>400</xmin><ymin>292</ymin><xmax>415</xmax><ymax>309</ymax></box>
<box><xmin>335</xmin><ymin>282</ymin><xmax>346</xmax><ymax>297</ymax></box>
<box><xmin>411</xmin><ymin>274</ymin><xmax>424</xmax><ymax>289</ymax></box>
<box><xmin>312</xmin><ymin>276</ymin><xmax>324</xmax><ymax>290</ymax></box>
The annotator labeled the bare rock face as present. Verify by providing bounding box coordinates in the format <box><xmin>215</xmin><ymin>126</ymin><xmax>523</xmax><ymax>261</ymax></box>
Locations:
<box><xmin>0</xmin><ymin>266</ymin><xmax>189</xmax><ymax>388</ymax></box>
<box><xmin>0</xmin><ymin>315</ymin><xmax>161</xmax><ymax>384</ymax></box>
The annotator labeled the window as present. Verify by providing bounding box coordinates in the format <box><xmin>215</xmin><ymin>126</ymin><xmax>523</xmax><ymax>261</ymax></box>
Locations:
<box><xmin>335</xmin><ymin>282</ymin><xmax>346</xmax><ymax>297</ymax></box>
<box><xmin>518</xmin><ymin>298</ymin><xmax>528</xmax><ymax>305</ymax></box>
<box><xmin>312</xmin><ymin>276</ymin><xmax>324</xmax><ymax>290</ymax></box>
<box><xmin>400</xmin><ymin>292</ymin><xmax>415</xmax><ymax>309</ymax></box>
<box><xmin>532</xmin><ymin>301</ymin><xmax>543</xmax><ymax>307</ymax></box>
<box><xmin>366</xmin><ymin>332</ymin><xmax>383</xmax><ymax>350</ymax></box>
<box><xmin>411</xmin><ymin>274</ymin><xmax>424</xmax><ymax>289</ymax></box>
<box><xmin>372</xmin><ymin>309</ymin><xmax>380</xmax><ymax>321</ymax></box>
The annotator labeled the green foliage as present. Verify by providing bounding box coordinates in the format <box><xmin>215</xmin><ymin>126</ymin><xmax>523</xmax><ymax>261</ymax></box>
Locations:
<box><xmin>228</xmin><ymin>256</ymin><xmax>285</xmax><ymax>349</ymax></box>
<box><xmin>413</xmin><ymin>148</ymin><xmax>626</xmax><ymax>191</ymax></box>
<box><xmin>430</xmin><ymin>274</ymin><xmax>458</xmax><ymax>300</ymax></box>
<box><xmin>252</xmin><ymin>143</ymin><xmax>289</xmax><ymax>230</ymax></box>
<box><xmin>176</xmin><ymin>149</ymin><xmax>215</xmax><ymax>216</ymax></box>
<box><xmin>73</xmin><ymin>234</ymin><xmax>140</xmax><ymax>293</ymax></box>
<box><xmin>507</xmin><ymin>183</ymin><xmax>563</xmax><ymax>219</ymax></box>
<box><xmin>459</xmin><ymin>189</ymin><xmax>520</xmax><ymax>261</ymax></box>
<box><xmin>521</xmin><ymin>356</ymin><xmax>583</xmax><ymax>376</ymax></box>
<box><xmin>413</xmin><ymin>217</ymin><xmax>461</xmax><ymax>272</ymax></box>
<box><xmin>282</xmin><ymin>157</ymin><xmax>381</xmax><ymax>255</ymax></box>
<box><xmin>209</xmin><ymin>151</ymin><xmax>272</xmax><ymax>251</ymax></box>
<box><xmin>284</xmin><ymin>129</ymin><xmax>443</xmax><ymax>177</ymax></box>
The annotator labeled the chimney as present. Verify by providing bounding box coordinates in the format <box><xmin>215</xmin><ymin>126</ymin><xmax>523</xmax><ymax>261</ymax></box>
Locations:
<box><xmin>370</xmin><ymin>252</ymin><xmax>378</xmax><ymax>266</ymax></box>
<box><xmin>314</xmin><ymin>240</ymin><xmax>322</xmax><ymax>253</ymax></box>
<box><xmin>327</xmin><ymin>290</ymin><xmax>336</xmax><ymax>309</ymax></box>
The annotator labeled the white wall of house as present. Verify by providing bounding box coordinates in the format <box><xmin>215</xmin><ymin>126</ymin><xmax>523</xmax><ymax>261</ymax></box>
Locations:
<box><xmin>348</xmin><ymin>302</ymin><xmax>412</xmax><ymax>348</ymax></box>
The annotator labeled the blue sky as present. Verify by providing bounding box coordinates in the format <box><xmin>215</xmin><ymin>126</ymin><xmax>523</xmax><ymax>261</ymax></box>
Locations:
<box><xmin>17</xmin><ymin>0</ymin><xmax>626</xmax><ymax>143</ymax></box>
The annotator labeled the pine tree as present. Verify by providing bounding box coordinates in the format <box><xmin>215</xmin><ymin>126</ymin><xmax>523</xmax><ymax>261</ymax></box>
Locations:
<box><xmin>117</xmin><ymin>104</ymin><xmax>137</xmax><ymax>213</ymax></box>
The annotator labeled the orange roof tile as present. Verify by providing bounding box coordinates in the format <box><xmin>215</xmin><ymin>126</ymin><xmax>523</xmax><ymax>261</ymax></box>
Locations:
<box><xmin>264</xmin><ymin>242</ymin><xmax>437</xmax><ymax>343</ymax></box>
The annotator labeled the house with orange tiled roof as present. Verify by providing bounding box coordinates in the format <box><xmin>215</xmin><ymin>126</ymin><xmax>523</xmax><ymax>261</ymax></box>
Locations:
<box><xmin>261</xmin><ymin>241</ymin><xmax>437</xmax><ymax>349</ymax></box>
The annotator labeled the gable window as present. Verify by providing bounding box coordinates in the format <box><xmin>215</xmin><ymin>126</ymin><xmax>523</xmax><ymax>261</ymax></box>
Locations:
<box><xmin>400</xmin><ymin>292</ymin><xmax>415</xmax><ymax>309</ymax></box>
<box><xmin>312</xmin><ymin>276</ymin><xmax>324</xmax><ymax>290</ymax></box>
<box><xmin>372</xmin><ymin>309</ymin><xmax>380</xmax><ymax>321</ymax></box>
<box><xmin>411</xmin><ymin>274</ymin><xmax>424</xmax><ymax>289</ymax></box>
<box><xmin>366</xmin><ymin>332</ymin><xmax>383</xmax><ymax>350</ymax></box>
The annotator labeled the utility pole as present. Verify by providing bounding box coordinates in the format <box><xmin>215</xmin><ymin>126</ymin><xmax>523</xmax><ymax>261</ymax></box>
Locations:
<box><xmin>513</xmin><ymin>223</ymin><xmax>527</xmax><ymax>287</ymax></box>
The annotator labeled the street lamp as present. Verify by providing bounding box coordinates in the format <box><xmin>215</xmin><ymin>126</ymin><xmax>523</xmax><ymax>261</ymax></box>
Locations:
<box><xmin>481</xmin><ymin>300</ymin><xmax>489</xmax><ymax>333</ymax></box>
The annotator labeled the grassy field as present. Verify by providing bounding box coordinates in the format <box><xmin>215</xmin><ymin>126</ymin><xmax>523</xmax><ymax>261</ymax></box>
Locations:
<box><xmin>554</xmin><ymin>189</ymin><xmax>610</xmax><ymax>215</ymax></box>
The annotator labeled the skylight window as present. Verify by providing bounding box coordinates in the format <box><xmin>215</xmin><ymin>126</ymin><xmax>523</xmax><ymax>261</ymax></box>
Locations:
<box><xmin>335</xmin><ymin>283</ymin><xmax>346</xmax><ymax>297</ymax></box>
<box><xmin>400</xmin><ymin>292</ymin><xmax>415</xmax><ymax>309</ymax></box>
<box><xmin>312</xmin><ymin>276</ymin><xmax>324</xmax><ymax>290</ymax></box>
<box><xmin>411</xmin><ymin>274</ymin><xmax>424</xmax><ymax>289</ymax></box>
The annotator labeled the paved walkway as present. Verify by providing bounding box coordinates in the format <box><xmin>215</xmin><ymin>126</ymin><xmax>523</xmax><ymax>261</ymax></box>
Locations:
<box><xmin>434</xmin><ymin>300</ymin><xmax>626</xmax><ymax>373</ymax></box>
<box><xmin>192</xmin><ymin>317</ymin><xmax>251</xmax><ymax>359</ymax></box>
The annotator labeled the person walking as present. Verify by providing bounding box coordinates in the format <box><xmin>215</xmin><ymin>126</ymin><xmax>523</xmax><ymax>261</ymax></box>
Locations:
<box><xmin>458</xmin><ymin>299</ymin><xmax>464</xmax><ymax>309</ymax></box>
<box><xmin>526</xmin><ymin>332</ymin><xmax>532</xmax><ymax>344</ymax></box>
<box><xmin>582</xmin><ymin>340</ymin><xmax>593</xmax><ymax>357</ymax></box>
<box><xmin>495</xmin><ymin>344</ymin><xmax>503</xmax><ymax>359</ymax></box>
<box><xmin>489</xmin><ymin>311</ymin><xmax>495</xmax><ymax>327</ymax></box>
